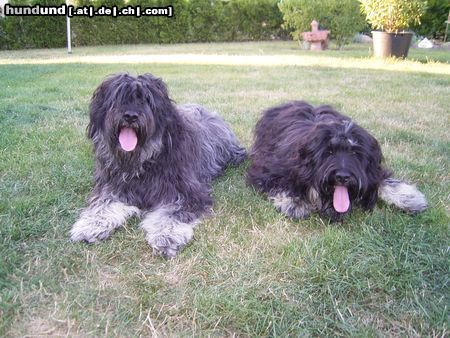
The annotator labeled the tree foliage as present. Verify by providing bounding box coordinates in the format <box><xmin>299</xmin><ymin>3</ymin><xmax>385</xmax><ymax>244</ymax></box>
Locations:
<box><xmin>412</xmin><ymin>0</ymin><xmax>450</xmax><ymax>38</ymax></box>
<box><xmin>278</xmin><ymin>0</ymin><xmax>365</xmax><ymax>48</ymax></box>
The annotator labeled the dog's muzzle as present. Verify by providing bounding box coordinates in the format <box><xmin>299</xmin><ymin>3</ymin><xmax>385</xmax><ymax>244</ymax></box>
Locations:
<box><xmin>117</xmin><ymin>111</ymin><xmax>140</xmax><ymax>152</ymax></box>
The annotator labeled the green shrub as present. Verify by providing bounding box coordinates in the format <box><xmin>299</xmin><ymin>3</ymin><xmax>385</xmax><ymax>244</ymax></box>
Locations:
<box><xmin>72</xmin><ymin>0</ymin><xmax>139</xmax><ymax>46</ymax></box>
<box><xmin>412</xmin><ymin>0</ymin><xmax>450</xmax><ymax>38</ymax></box>
<box><xmin>278</xmin><ymin>0</ymin><xmax>365</xmax><ymax>48</ymax></box>
<box><xmin>1</xmin><ymin>0</ymin><xmax>285</xmax><ymax>49</ymax></box>
<box><xmin>157</xmin><ymin>0</ymin><xmax>192</xmax><ymax>43</ymax></box>
<box><xmin>188</xmin><ymin>0</ymin><xmax>229</xmax><ymax>42</ymax></box>
<box><xmin>71</xmin><ymin>0</ymin><xmax>284</xmax><ymax>46</ymax></box>
<box><xmin>226</xmin><ymin>0</ymin><xmax>286</xmax><ymax>40</ymax></box>
<box><xmin>0</xmin><ymin>0</ymin><xmax>66</xmax><ymax>49</ymax></box>
<box><xmin>359</xmin><ymin>0</ymin><xmax>428</xmax><ymax>33</ymax></box>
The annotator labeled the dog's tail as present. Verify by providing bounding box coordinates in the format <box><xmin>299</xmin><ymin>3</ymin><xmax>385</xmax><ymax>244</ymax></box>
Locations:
<box><xmin>378</xmin><ymin>178</ymin><xmax>427</xmax><ymax>214</ymax></box>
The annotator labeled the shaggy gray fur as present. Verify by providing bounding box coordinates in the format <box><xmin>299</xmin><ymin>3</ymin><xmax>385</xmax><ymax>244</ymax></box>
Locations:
<box><xmin>70</xmin><ymin>73</ymin><xmax>246</xmax><ymax>258</ymax></box>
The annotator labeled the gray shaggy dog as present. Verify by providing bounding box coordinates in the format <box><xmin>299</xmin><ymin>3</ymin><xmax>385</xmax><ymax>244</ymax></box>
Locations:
<box><xmin>70</xmin><ymin>73</ymin><xmax>246</xmax><ymax>258</ymax></box>
<box><xmin>247</xmin><ymin>101</ymin><xmax>427</xmax><ymax>221</ymax></box>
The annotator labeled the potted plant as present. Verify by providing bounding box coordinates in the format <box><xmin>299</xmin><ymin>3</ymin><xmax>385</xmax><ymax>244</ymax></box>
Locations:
<box><xmin>359</xmin><ymin>0</ymin><xmax>427</xmax><ymax>58</ymax></box>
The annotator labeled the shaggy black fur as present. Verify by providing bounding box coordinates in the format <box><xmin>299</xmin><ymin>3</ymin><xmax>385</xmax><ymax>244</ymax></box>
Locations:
<box><xmin>247</xmin><ymin>101</ymin><xmax>427</xmax><ymax>221</ymax></box>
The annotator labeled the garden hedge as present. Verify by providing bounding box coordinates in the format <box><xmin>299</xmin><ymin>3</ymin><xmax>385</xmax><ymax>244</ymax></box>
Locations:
<box><xmin>0</xmin><ymin>0</ymin><xmax>67</xmax><ymax>49</ymax></box>
<box><xmin>0</xmin><ymin>0</ymin><xmax>286</xmax><ymax>49</ymax></box>
<box><xmin>0</xmin><ymin>0</ymin><xmax>447</xmax><ymax>50</ymax></box>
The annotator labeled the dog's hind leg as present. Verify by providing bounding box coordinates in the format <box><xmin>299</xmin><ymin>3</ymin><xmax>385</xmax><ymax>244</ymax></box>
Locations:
<box><xmin>70</xmin><ymin>200</ymin><xmax>139</xmax><ymax>243</ymax></box>
<box><xmin>378</xmin><ymin>178</ymin><xmax>427</xmax><ymax>214</ymax></box>
<box><xmin>140</xmin><ymin>205</ymin><xmax>199</xmax><ymax>259</ymax></box>
<box><xmin>179</xmin><ymin>104</ymin><xmax>247</xmax><ymax>179</ymax></box>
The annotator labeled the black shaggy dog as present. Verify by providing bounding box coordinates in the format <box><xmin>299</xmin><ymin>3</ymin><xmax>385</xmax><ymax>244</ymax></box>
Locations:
<box><xmin>70</xmin><ymin>73</ymin><xmax>246</xmax><ymax>258</ymax></box>
<box><xmin>247</xmin><ymin>101</ymin><xmax>427</xmax><ymax>221</ymax></box>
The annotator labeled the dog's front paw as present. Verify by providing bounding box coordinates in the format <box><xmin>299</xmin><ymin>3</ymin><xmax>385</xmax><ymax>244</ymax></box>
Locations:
<box><xmin>146</xmin><ymin>228</ymin><xmax>193</xmax><ymax>259</ymax></box>
<box><xmin>70</xmin><ymin>218</ymin><xmax>114</xmax><ymax>243</ymax></box>
<box><xmin>269</xmin><ymin>192</ymin><xmax>312</xmax><ymax>219</ymax></box>
<box><xmin>148</xmin><ymin>235</ymin><xmax>183</xmax><ymax>259</ymax></box>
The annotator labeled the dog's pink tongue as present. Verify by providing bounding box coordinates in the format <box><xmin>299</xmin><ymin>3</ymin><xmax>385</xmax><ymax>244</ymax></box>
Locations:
<box><xmin>333</xmin><ymin>185</ymin><xmax>350</xmax><ymax>213</ymax></box>
<box><xmin>119</xmin><ymin>128</ymin><xmax>137</xmax><ymax>152</ymax></box>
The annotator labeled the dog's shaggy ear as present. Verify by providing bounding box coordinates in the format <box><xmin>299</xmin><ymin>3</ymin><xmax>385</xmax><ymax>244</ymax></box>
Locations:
<box><xmin>137</xmin><ymin>74</ymin><xmax>172</xmax><ymax>109</ymax></box>
<box><xmin>290</xmin><ymin>140</ymin><xmax>318</xmax><ymax>188</ymax></box>
<box><xmin>353</xmin><ymin>125</ymin><xmax>391</xmax><ymax>209</ymax></box>
<box><xmin>360</xmin><ymin>185</ymin><xmax>379</xmax><ymax>210</ymax></box>
<box><xmin>361</xmin><ymin>130</ymin><xmax>386</xmax><ymax>182</ymax></box>
<box><xmin>136</xmin><ymin>74</ymin><xmax>177</xmax><ymax>134</ymax></box>
<box><xmin>87</xmin><ymin>74</ymin><xmax>126</xmax><ymax>139</ymax></box>
<box><xmin>138</xmin><ymin>74</ymin><xmax>169</xmax><ymax>97</ymax></box>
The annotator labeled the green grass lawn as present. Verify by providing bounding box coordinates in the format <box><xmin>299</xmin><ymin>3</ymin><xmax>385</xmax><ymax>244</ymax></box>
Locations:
<box><xmin>0</xmin><ymin>41</ymin><xmax>449</xmax><ymax>337</ymax></box>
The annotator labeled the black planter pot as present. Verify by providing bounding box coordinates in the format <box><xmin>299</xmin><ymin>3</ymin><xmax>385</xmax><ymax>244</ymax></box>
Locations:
<box><xmin>372</xmin><ymin>31</ymin><xmax>413</xmax><ymax>58</ymax></box>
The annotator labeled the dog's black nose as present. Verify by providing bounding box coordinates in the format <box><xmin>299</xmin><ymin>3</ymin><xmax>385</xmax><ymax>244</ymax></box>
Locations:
<box><xmin>336</xmin><ymin>171</ymin><xmax>351</xmax><ymax>184</ymax></box>
<box><xmin>124</xmin><ymin>111</ymin><xmax>138</xmax><ymax>123</ymax></box>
